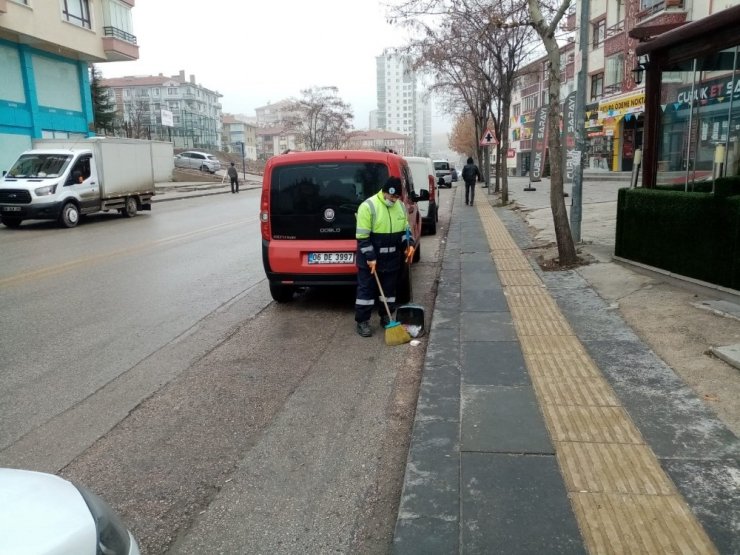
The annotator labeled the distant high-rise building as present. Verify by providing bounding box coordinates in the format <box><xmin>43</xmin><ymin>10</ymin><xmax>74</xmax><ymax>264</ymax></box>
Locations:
<box><xmin>375</xmin><ymin>49</ymin><xmax>431</xmax><ymax>156</ymax></box>
<box><xmin>369</xmin><ymin>109</ymin><xmax>379</xmax><ymax>130</ymax></box>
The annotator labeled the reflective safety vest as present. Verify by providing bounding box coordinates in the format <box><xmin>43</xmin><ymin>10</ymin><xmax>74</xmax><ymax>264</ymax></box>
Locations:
<box><xmin>356</xmin><ymin>190</ymin><xmax>411</xmax><ymax>272</ymax></box>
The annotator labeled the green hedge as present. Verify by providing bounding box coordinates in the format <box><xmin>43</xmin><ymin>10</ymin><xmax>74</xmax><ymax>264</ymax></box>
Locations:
<box><xmin>615</xmin><ymin>188</ymin><xmax>740</xmax><ymax>290</ymax></box>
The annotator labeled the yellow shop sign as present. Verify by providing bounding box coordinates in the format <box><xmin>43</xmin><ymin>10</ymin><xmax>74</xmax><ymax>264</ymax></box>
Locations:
<box><xmin>599</xmin><ymin>93</ymin><xmax>645</xmax><ymax>117</ymax></box>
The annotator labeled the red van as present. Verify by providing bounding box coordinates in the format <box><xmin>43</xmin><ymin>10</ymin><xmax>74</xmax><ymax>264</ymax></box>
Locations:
<box><xmin>260</xmin><ymin>150</ymin><xmax>427</xmax><ymax>302</ymax></box>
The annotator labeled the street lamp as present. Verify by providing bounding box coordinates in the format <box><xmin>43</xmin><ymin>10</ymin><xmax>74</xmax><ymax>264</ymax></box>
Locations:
<box><xmin>632</xmin><ymin>55</ymin><xmax>649</xmax><ymax>85</ymax></box>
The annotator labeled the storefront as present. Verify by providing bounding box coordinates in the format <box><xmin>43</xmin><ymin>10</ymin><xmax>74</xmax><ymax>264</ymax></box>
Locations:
<box><xmin>636</xmin><ymin>5</ymin><xmax>740</xmax><ymax>188</ymax></box>
<box><xmin>585</xmin><ymin>94</ymin><xmax>646</xmax><ymax>171</ymax></box>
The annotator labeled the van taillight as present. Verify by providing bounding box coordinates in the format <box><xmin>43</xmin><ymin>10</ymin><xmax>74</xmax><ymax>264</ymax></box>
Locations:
<box><xmin>428</xmin><ymin>175</ymin><xmax>435</xmax><ymax>201</ymax></box>
<box><xmin>260</xmin><ymin>189</ymin><xmax>270</xmax><ymax>240</ymax></box>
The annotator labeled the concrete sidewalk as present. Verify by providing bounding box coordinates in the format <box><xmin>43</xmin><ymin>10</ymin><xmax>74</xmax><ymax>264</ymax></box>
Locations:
<box><xmin>393</xmin><ymin>184</ymin><xmax>740</xmax><ymax>554</ymax></box>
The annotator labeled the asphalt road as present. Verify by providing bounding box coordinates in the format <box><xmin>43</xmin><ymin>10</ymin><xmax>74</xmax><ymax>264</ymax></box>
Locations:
<box><xmin>0</xmin><ymin>185</ymin><xmax>454</xmax><ymax>553</ymax></box>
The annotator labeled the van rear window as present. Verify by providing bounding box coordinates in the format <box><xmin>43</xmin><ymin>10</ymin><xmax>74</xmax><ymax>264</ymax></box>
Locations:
<box><xmin>434</xmin><ymin>162</ymin><xmax>450</xmax><ymax>171</ymax></box>
<box><xmin>269</xmin><ymin>162</ymin><xmax>389</xmax><ymax>240</ymax></box>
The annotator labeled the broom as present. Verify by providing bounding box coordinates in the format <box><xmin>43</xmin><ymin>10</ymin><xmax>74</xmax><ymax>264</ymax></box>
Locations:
<box><xmin>373</xmin><ymin>269</ymin><xmax>411</xmax><ymax>346</ymax></box>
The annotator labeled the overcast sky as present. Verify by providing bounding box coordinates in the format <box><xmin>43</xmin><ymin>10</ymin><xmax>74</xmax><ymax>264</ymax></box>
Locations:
<box><xmin>100</xmin><ymin>0</ymin><xmax>453</xmax><ymax>133</ymax></box>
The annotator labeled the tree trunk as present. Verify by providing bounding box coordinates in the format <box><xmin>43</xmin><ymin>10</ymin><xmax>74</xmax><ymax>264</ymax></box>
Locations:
<box><xmin>528</xmin><ymin>0</ymin><xmax>578</xmax><ymax>266</ymax></box>
<box><xmin>544</xmin><ymin>42</ymin><xmax>578</xmax><ymax>266</ymax></box>
<box><xmin>501</xmin><ymin>94</ymin><xmax>511</xmax><ymax>204</ymax></box>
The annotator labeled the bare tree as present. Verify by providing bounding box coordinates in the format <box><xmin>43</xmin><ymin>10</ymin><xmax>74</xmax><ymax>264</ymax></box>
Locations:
<box><xmin>527</xmin><ymin>0</ymin><xmax>578</xmax><ymax>266</ymax></box>
<box><xmin>285</xmin><ymin>87</ymin><xmax>354</xmax><ymax>151</ymax></box>
<box><xmin>390</xmin><ymin>0</ymin><xmax>578</xmax><ymax>267</ymax></box>
<box><xmin>122</xmin><ymin>99</ymin><xmax>150</xmax><ymax>139</ymax></box>
<box><xmin>391</xmin><ymin>0</ymin><xmax>534</xmax><ymax>200</ymax></box>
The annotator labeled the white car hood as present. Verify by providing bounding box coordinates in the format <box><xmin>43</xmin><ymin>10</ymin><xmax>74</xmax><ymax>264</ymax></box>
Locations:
<box><xmin>0</xmin><ymin>468</ymin><xmax>96</xmax><ymax>555</ymax></box>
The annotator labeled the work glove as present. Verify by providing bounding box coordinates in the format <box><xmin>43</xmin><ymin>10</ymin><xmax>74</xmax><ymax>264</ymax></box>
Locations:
<box><xmin>367</xmin><ymin>260</ymin><xmax>377</xmax><ymax>274</ymax></box>
<box><xmin>405</xmin><ymin>246</ymin><xmax>415</xmax><ymax>264</ymax></box>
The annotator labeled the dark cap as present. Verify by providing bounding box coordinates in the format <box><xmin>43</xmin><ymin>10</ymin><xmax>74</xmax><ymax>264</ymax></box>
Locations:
<box><xmin>382</xmin><ymin>176</ymin><xmax>402</xmax><ymax>196</ymax></box>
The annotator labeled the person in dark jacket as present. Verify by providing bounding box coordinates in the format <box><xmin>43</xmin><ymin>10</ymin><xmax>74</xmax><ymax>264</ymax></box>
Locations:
<box><xmin>461</xmin><ymin>157</ymin><xmax>482</xmax><ymax>205</ymax></box>
<box><xmin>354</xmin><ymin>176</ymin><xmax>415</xmax><ymax>337</ymax></box>
<box><xmin>227</xmin><ymin>162</ymin><xmax>239</xmax><ymax>193</ymax></box>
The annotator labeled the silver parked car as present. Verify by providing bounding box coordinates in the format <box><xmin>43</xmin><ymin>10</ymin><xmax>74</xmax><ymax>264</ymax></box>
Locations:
<box><xmin>174</xmin><ymin>151</ymin><xmax>221</xmax><ymax>173</ymax></box>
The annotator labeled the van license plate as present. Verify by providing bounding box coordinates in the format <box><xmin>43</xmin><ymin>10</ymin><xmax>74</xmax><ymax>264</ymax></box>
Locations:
<box><xmin>2</xmin><ymin>206</ymin><xmax>21</xmax><ymax>212</ymax></box>
<box><xmin>308</xmin><ymin>252</ymin><xmax>355</xmax><ymax>264</ymax></box>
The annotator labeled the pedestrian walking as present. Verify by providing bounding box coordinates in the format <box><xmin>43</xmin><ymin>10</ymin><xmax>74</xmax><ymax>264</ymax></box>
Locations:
<box><xmin>227</xmin><ymin>162</ymin><xmax>239</xmax><ymax>193</ymax></box>
<box><xmin>354</xmin><ymin>176</ymin><xmax>416</xmax><ymax>337</ymax></box>
<box><xmin>462</xmin><ymin>156</ymin><xmax>482</xmax><ymax>205</ymax></box>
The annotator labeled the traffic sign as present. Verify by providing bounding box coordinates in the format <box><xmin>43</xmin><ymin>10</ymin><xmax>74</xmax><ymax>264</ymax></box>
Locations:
<box><xmin>479</xmin><ymin>128</ymin><xmax>498</xmax><ymax>147</ymax></box>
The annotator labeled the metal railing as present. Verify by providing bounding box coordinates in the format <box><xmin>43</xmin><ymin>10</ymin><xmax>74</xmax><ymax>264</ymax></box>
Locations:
<box><xmin>103</xmin><ymin>26</ymin><xmax>137</xmax><ymax>45</ymax></box>
<box><xmin>606</xmin><ymin>20</ymin><xmax>624</xmax><ymax>37</ymax></box>
<box><xmin>603</xmin><ymin>82</ymin><xmax>624</xmax><ymax>95</ymax></box>
<box><xmin>637</xmin><ymin>0</ymin><xmax>683</xmax><ymax>22</ymax></box>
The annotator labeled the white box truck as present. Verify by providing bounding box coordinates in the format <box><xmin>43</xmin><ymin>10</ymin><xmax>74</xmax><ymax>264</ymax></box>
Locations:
<box><xmin>0</xmin><ymin>137</ymin><xmax>174</xmax><ymax>228</ymax></box>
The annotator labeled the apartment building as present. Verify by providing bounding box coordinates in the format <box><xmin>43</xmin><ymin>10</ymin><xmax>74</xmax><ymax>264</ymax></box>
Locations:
<box><xmin>222</xmin><ymin>114</ymin><xmax>257</xmax><ymax>161</ymax></box>
<box><xmin>375</xmin><ymin>48</ymin><xmax>432</xmax><ymax>156</ymax></box>
<box><xmin>0</xmin><ymin>0</ymin><xmax>138</xmax><ymax>169</ymax></box>
<box><xmin>509</xmin><ymin>0</ymin><xmax>740</xmax><ymax>176</ymax></box>
<box><xmin>345</xmin><ymin>130</ymin><xmax>413</xmax><ymax>156</ymax></box>
<box><xmin>101</xmin><ymin>70</ymin><xmax>223</xmax><ymax>150</ymax></box>
<box><xmin>509</xmin><ymin>42</ymin><xmax>576</xmax><ymax>177</ymax></box>
<box><xmin>256</xmin><ymin>126</ymin><xmax>302</xmax><ymax>160</ymax></box>
<box><xmin>254</xmin><ymin>99</ymin><xmax>299</xmax><ymax>127</ymax></box>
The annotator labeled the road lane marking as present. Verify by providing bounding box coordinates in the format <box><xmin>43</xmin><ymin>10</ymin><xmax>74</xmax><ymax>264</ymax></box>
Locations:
<box><xmin>0</xmin><ymin>220</ymin><xmax>247</xmax><ymax>288</ymax></box>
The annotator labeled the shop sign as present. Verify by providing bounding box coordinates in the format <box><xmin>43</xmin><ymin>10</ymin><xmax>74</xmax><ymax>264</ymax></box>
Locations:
<box><xmin>675</xmin><ymin>76</ymin><xmax>740</xmax><ymax>105</ymax></box>
<box><xmin>562</xmin><ymin>91</ymin><xmax>577</xmax><ymax>184</ymax></box>
<box><xmin>598</xmin><ymin>93</ymin><xmax>645</xmax><ymax>119</ymax></box>
<box><xmin>507</xmin><ymin>148</ymin><xmax>516</xmax><ymax>158</ymax></box>
<box><xmin>530</xmin><ymin>105</ymin><xmax>548</xmax><ymax>182</ymax></box>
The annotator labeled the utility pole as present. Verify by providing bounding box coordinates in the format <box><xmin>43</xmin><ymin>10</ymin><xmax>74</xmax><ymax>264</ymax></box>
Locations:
<box><xmin>571</xmin><ymin>0</ymin><xmax>590</xmax><ymax>243</ymax></box>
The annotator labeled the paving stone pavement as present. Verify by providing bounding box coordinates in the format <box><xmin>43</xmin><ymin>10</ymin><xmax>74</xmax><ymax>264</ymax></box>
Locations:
<box><xmin>393</xmin><ymin>184</ymin><xmax>740</xmax><ymax>555</ymax></box>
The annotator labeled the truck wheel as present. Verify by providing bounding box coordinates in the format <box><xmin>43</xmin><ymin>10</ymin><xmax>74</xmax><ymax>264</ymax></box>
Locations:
<box><xmin>59</xmin><ymin>202</ymin><xmax>80</xmax><ymax>228</ymax></box>
<box><xmin>123</xmin><ymin>196</ymin><xmax>138</xmax><ymax>218</ymax></box>
<box><xmin>269</xmin><ymin>281</ymin><xmax>294</xmax><ymax>303</ymax></box>
<box><xmin>1</xmin><ymin>216</ymin><xmax>22</xmax><ymax>228</ymax></box>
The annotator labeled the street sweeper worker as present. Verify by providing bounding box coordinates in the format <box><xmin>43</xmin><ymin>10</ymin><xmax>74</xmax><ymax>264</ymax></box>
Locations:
<box><xmin>354</xmin><ymin>176</ymin><xmax>415</xmax><ymax>338</ymax></box>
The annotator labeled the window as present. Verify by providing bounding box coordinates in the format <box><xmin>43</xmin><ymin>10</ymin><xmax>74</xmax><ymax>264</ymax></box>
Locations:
<box><xmin>605</xmin><ymin>54</ymin><xmax>624</xmax><ymax>93</ymax></box>
<box><xmin>513</xmin><ymin>104</ymin><xmax>521</xmax><ymax>117</ymax></box>
<box><xmin>63</xmin><ymin>0</ymin><xmax>92</xmax><ymax>29</ymax></box>
<box><xmin>592</xmin><ymin>19</ymin><xmax>606</xmax><ymax>48</ymax></box>
<box><xmin>590</xmin><ymin>72</ymin><xmax>604</xmax><ymax>100</ymax></box>
<box><xmin>523</xmin><ymin>94</ymin><xmax>538</xmax><ymax>112</ymax></box>
<box><xmin>168</xmin><ymin>87</ymin><xmax>177</xmax><ymax>94</ymax></box>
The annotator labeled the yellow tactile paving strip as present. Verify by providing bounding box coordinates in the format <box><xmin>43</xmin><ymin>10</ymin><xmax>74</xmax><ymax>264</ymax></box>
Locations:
<box><xmin>472</xmin><ymin>195</ymin><xmax>718</xmax><ymax>554</ymax></box>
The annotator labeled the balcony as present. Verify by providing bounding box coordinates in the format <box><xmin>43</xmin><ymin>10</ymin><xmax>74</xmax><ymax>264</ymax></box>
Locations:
<box><xmin>637</xmin><ymin>0</ymin><xmax>685</xmax><ymax>23</ymax></box>
<box><xmin>603</xmin><ymin>82</ymin><xmax>624</xmax><ymax>96</ymax></box>
<box><xmin>102</xmin><ymin>26</ymin><xmax>139</xmax><ymax>61</ymax></box>
<box><xmin>606</xmin><ymin>20</ymin><xmax>624</xmax><ymax>37</ymax></box>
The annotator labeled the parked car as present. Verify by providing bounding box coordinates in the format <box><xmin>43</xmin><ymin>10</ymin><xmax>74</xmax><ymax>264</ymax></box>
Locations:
<box><xmin>405</xmin><ymin>156</ymin><xmax>438</xmax><ymax>235</ymax></box>
<box><xmin>260</xmin><ymin>150</ymin><xmax>427</xmax><ymax>303</ymax></box>
<box><xmin>433</xmin><ymin>159</ymin><xmax>452</xmax><ymax>188</ymax></box>
<box><xmin>174</xmin><ymin>151</ymin><xmax>221</xmax><ymax>173</ymax></box>
<box><xmin>0</xmin><ymin>468</ymin><xmax>140</xmax><ymax>555</ymax></box>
